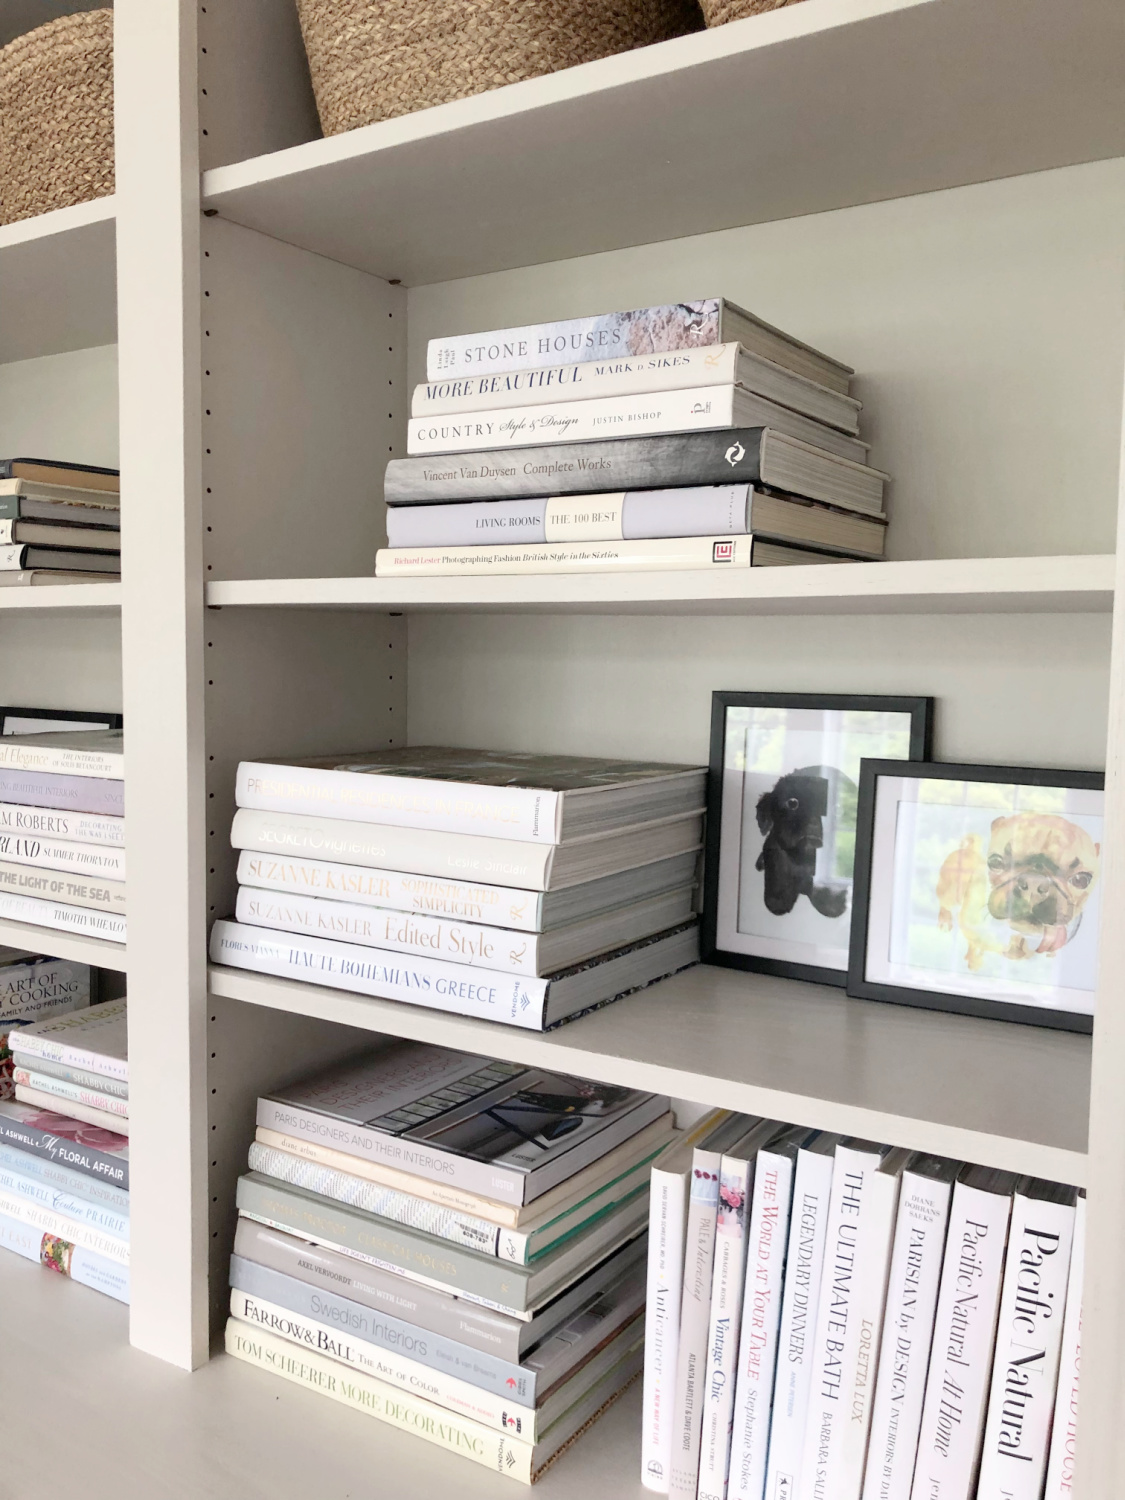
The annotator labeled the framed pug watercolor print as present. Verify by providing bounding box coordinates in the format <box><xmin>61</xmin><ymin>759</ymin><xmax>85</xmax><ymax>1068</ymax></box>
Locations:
<box><xmin>847</xmin><ymin>761</ymin><xmax>1103</xmax><ymax>1032</ymax></box>
<box><xmin>702</xmin><ymin>692</ymin><xmax>932</xmax><ymax>985</ymax></box>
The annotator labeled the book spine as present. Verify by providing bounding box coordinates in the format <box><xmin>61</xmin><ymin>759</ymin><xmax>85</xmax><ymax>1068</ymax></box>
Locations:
<box><xmin>0</xmin><ymin>1207</ymin><xmax>129</xmax><ymax>1302</ymax></box>
<box><xmin>12</xmin><ymin>1066</ymin><xmax>129</xmax><ymax>1119</ymax></box>
<box><xmin>0</xmin><ymin>1183</ymin><xmax>128</xmax><ymax>1262</ymax></box>
<box><xmin>976</xmin><ymin>1194</ymin><xmax>1076</xmax><ymax>1500</ymax></box>
<box><xmin>0</xmin><ymin>1111</ymin><xmax>128</xmax><ymax>1188</ymax></box>
<box><xmin>0</xmin><ymin>831</ymin><xmax>125</xmax><ymax>879</ymax></box>
<box><xmin>910</xmin><ymin>1182</ymin><xmax>1013</xmax><ymax>1500</ymax></box>
<box><xmin>0</xmin><ymin>743</ymin><xmax>123</xmax><ymax>779</ymax></box>
<box><xmin>862</xmin><ymin>1170</ymin><xmax>954</xmax><ymax>1500</ymax></box>
<box><xmin>231</xmin><ymin>1289</ymin><xmax>540</xmax><ymax>1436</ymax></box>
<box><xmin>0</xmin><ymin>1159</ymin><xmax>129</xmax><ymax>1236</ymax></box>
<box><xmin>235</xmin><ymin>885</ymin><xmax>543</xmax><ymax>976</ymax></box>
<box><xmin>414</xmin><ymin>346</ymin><xmax>743</xmax><ymax>415</ymax></box>
<box><xmin>0</xmin><ymin>859</ymin><xmax>125</xmax><ymax>912</ymax></box>
<box><xmin>798</xmin><ymin>1144</ymin><xmax>886</xmax><ymax>1500</ymax></box>
<box><xmin>231</xmin><ymin>807</ymin><xmax>555</xmax><ymax>891</ymax></box>
<box><xmin>728</xmin><ymin>1148</ymin><xmax>797</xmax><ymax>1500</ymax></box>
<box><xmin>0</xmin><ymin>888</ymin><xmax>126</xmax><ymax>942</ymax></box>
<box><xmin>0</xmin><ymin>543</ymin><xmax>27</xmax><ymax>569</ymax></box>
<box><xmin>643</xmin><ymin>1166</ymin><xmax>690</xmax><ymax>1493</ymax></box>
<box><xmin>247</xmin><ymin>1141</ymin><xmax>505</xmax><ymax>1258</ymax></box>
<box><xmin>0</xmin><ymin>1140</ymin><xmax>129</xmax><ymax>1210</ymax></box>
<box><xmin>376</xmin><ymin>534</ymin><xmax>756</xmax><ymax>579</ymax></box>
<box><xmin>235</xmin><ymin>1218</ymin><xmax>527</xmax><ymax>1361</ymax></box>
<box><xmin>697</xmin><ymin>1152</ymin><xmax>755</xmax><ymax>1500</ymax></box>
<box><xmin>213</xmin><ymin>920</ymin><xmax>548</xmax><ymax>1032</ymax></box>
<box><xmin>230</xmin><ymin>1253</ymin><xmax>535</xmax><ymax>1401</ymax></box>
<box><xmin>668</xmin><ymin>1147</ymin><xmax>724</xmax><ymax>1500</ymax></box>
<box><xmin>0</xmin><ymin>767</ymin><xmax>123</xmax><ymax>816</ymax></box>
<box><xmin>224</xmin><ymin>1320</ymin><xmax>533</xmax><ymax>1480</ymax></box>
<box><xmin>13</xmin><ymin>1017</ymin><xmax>128</xmax><ymax>1080</ymax></box>
<box><xmin>0</xmin><ymin>802</ymin><xmax>125</xmax><ymax>845</ymax></box>
<box><xmin>236</xmin><ymin>1172</ymin><xmax>534</xmax><ymax>1310</ymax></box>
<box><xmin>763</xmin><ymin>1147</ymin><xmax>835</xmax><ymax>1500</ymax></box>
<box><xmin>19</xmin><ymin>1054</ymin><xmax>129</xmax><ymax>1098</ymax></box>
<box><xmin>426</xmin><ymin>301</ymin><xmax>723</xmax><ymax>380</ymax></box>
<box><xmin>1043</xmin><ymin>1195</ymin><xmax>1084</xmax><ymax>1500</ymax></box>
<box><xmin>14</xmin><ymin>1084</ymin><xmax>129</xmax><ymax>1135</ymax></box>
<box><xmin>237</xmin><ymin>848</ymin><xmax>542</xmax><ymax>932</ymax></box>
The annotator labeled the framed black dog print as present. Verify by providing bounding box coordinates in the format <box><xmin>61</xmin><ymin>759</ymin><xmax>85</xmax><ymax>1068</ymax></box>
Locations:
<box><xmin>847</xmin><ymin>761</ymin><xmax>1103</xmax><ymax>1032</ymax></box>
<box><xmin>702</xmin><ymin>692</ymin><xmax>932</xmax><ymax>986</ymax></box>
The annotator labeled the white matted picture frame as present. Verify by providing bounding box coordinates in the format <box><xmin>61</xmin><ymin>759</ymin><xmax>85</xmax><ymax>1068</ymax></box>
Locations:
<box><xmin>702</xmin><ymin>692</ymin><xmax>933</xmax><ymax>986</ymax></box>
<box><xmin>847</xmin><ymin>760</ymin><xmax>1104</xmax><ymax>1033</ymax></box>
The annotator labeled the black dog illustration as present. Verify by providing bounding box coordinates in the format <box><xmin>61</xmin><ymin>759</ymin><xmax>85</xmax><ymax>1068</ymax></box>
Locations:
<box><xmin>755</xmin><ymin>766</ymin><xmax>849</xmax><ymax>918</ymax></box>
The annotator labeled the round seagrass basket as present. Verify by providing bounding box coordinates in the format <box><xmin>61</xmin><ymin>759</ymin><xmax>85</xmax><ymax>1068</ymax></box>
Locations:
<box><xmin>0</xmin><ymin>9</ymin><xmax>114</xmax><ymax>228</ymax></box>
<box><xmin>295</xmin><ymin>0</ymin><xmax>705</xmax><ymax>134</ymax></box>
<box><xmin>698</xmin><ymin>0</ymin><xmax>806</xmax><ymax>24</ymax></box>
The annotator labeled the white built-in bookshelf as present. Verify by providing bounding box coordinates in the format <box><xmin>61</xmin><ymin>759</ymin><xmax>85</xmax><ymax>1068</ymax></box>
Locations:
<box><xmin>4</xmin><ymin>0</ymin><xmax>1125</xmax><ymax>1493</ymax></box>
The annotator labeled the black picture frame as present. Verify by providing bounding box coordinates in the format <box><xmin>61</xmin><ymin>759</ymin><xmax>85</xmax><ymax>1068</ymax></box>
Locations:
<box><xmin>702</xmin><ymin>692</ymin><xmax>933</xmax><ymax>986</ymax></box>
<box><xmin>0</xmin><ymin>706</ymin><xmax>122</xmax><ymax>734</ymax></box>
<box><xmin>846</xmin><ymin>759</ymin><xmax>1104</xmax><ymax>1034</ymax></box>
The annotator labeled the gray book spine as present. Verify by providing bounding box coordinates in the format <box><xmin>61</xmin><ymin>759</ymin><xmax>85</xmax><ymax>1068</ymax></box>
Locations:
<box><xmin>0</xmin><ymin>1110</ymin><xmax>128</xmax><ymax>1188</ymax></box>
<box><xmin>233</xmin><ymin>1217</ymin><xmax>526</xmax><ymax>1360</ymax></box>
<box><xmin>0</xmin><ymin>860</ymin><xmax>125</xmax><ymax>912</ymax></box>
<box><xmin>14</xmin><ymin>1055</ymin><xmax>129</xmax><ymax>1099</ymax></box>
<box><xmin>0</xmin><ymin>768</ymin><xmax>123</xmax><ymax>817</ymax></box>
<box><xmin>236</xmin><ymin>1172</ymin><xmax>533</xmax><ymax>1310</ymax></box>
<box><xmin>0</xmin><ymin>1140</ymin><xmax>129</xmax><ymax>1211</ymax></box>
<box><xmin>384</xmin><ymin>429</ymin><xmax>767</xmax><ymax>505</ymax></box>
<box><xmin>229</xmin><ymin>1253</ymin><xmax>537</xmax><ymax>1402</ymax></box>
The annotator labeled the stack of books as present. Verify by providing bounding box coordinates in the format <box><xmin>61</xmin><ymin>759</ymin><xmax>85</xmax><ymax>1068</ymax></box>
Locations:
<box><xmin>376</xmin><ymin>299</ymin><xmax>888</xmax><ymax>579</ymax></box>
<box><xmin>226</xmin><ymin>1042</ymin><xmax>688</xmax><ymax>1482</ymax></box>
<box><xmin>0</xmin><ymin>994</ymin><xmax>129</xmax><ymax>1304</ymax></box>
<box><xmin>210</xmin><ymin>746</ymin><xmax>704</xmax><ymax>1029</ymax></box>
<box><xmin>0</xmin><ymin>727</ymin><xmax>125</xmax><ymax>943</ymax></box>
<box><xmin>642</xmin><ymin>1123</ymin><xmax>1083</xmax><ymax>1500</ymax></box>
<box><xmin>0</xmin><ymin>458</ymin><xmax>120</xmax><ymax>584</ymax></box>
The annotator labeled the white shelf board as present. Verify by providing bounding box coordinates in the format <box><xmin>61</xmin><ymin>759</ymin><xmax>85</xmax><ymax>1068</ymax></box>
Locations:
<box><xmin>0</xmin><ymin>196</ymin><xmax>117</xmax><ymax>362</ymax></box>
<box><xmin>210</xmin><ymin>960</ymin><xmax>1089</xmax><ymax>1186</ymax></box>
<box><xmin>0</xmin><ymin>917</ymin><xmax>126</xmax><ymax>972</ymax></box>
<box><xmin>200</xmin><ymin>0</ymin><xmax>1125</xmax><ymax>285</ymax></box>
<box><xmin>0</xmin><ymin>582</ymin><xmax>121</xmax><ymax>612</ymax></box>
<box><xmin>3</xmin><ymin>1255</ymin><xmax>645</xmax><ymax>1499</ymax></box>
<box><xmin>205</xmin><ymin>555</ymin><xmax>1114</xmax><ymax>617</ymax></box>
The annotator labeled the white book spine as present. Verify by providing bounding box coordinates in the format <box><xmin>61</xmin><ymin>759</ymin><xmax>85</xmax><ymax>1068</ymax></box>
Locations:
<box><xmin>230</xmin><ymin>1290</ymin><xmax>537</xmax><ymax>1436</ymax></box>
<box><xmin>909</xmin><ymin>1181</ymin><xmax>1013</xmax><ymax>1500</ymax></box>
<box><xmin>697</xmin><ymin>1153</ymin><xmax>755</xmax><ymax>1500</ymax></box>
<box><xmin>0</xmin><ymin>831</ymin><xmax>125</xmax><ymax>879</ymax></box>
<box><xmin>798</xmin><ymin>1145</ymin><xmax>887</xmax><ymax>1500</ymax></box>
<box><xmin>12</xmin><ymin>1003</ymin><xmax>128</xmax><ymax>1079</ymax></box>
<box><xmin>231</xmin><ymin>806</ymin><xmax>555</xmax><ymax>890</ymax></box>
<box><xmin>728</xmin><ymin>1148</ymin><xmax>796</xmax><ymax>1500</ymax></box>
<box><xmin>12</xmin><ymin>1066</ymin><xmax>128</xmax><ymax>1119</ymax></box>
<box><xmin>0</xmin><ymin>888</ymin><xmax>125</xmax><ymax>941</ymax></box>
<box><xmin>210</xmin><ymin>919</ymin><xmax>548</xmax><ymax>1030</ymax></box>
<box><xmin>1043</xmin><ymin>1195</ymin><xmax>1084</xmax><ymax>1500</ymax></box>
<box><xmin>0</xmin><ymin>859</ymin><xmax>125</xmax><ymax>912</ymax></box>
<box><xmin>644</xmin><ymin>1165</ymin><xmax>691</xmax><ymax>1492</ymax></box>
<box><xmin>376</xmin><ymin>534</ymin><xmax>756</xmax><ymax>579</ymax></box>
<box><xmin>975</xmin><ymin>1193</ymin><xmax>1076</xmax><ymax>1500</ymax></box>
<box><xmin>764</xmin><ymin>1146</ymin><xmax>836</xmax><ymax>1500</ymax></box>
<box><xmin>0</xmin><ymin>802</ymin><xmax>124</xmax><ymax>846</ymax></box>
<box><xmin>0</xmin><ymin>1183</ymin><xmax>128</xmax><ymax>1263</ymax></box>
<box><xmin>0</xmin><ymin>740</ymin><xmax>123</xmax><ymax>778</ymax></box>
<box><xmin>0</xmin><ymin>1209</ymin><xmax>130</xmax><ymax>1302</ymax></box>
<box><xmin>237</xmin><ymin>848</ymin><xmax>542</xmax><ymax>931</ymax></box>
<box><xmin>237</xmin><ymin>760</ymin><xmax>562</xmax><ymax>844</ymax></box>
<box><xmin>235</xmin><ymin>885</ymin><xmax>543</xmax><ymax>975</ymax></box>
<box><xmin>669</xmin><ymin>1148</ymin><xmax>724</xmax><ymax>1500</ymax></box>
<box><xmin>15</xmin><ymin>1084</ymin><xmax>129</xmax><ymax>1135</ymax></box>
<box><xmin>861</xmin><ymin>1169</ymin><xmax>954</xmax><ymax>1500</ymax></box>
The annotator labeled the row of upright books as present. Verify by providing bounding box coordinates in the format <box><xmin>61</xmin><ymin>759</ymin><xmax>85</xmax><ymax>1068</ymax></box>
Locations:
<box><xmin>642</xmin><ymin>1117</ymin><xmax>1082</xmax><ymax>1500</ymax></box>
<box><xmin>225</xmin><ymin>1041</ymin><xmax>672</xmax><ymax>1483</ymax></box>
<box><xmin>0</xmin><ymin>457</ymin><xmax>120</xmax><ymax>584</ymax></box>
<box><xmin>0</xmin><ymin>965</ymin><xmax>129</xmax><ymax>1303</ymax></box>
<box><xmin>377</xmin><ymin>298</ymin><xmax>888</xmax><ymax>579</ymax></box>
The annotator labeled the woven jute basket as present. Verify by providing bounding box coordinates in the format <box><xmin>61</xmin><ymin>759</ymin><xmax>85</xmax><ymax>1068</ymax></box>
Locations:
<box><xmin>295</xmin><ymin>0</ymin><xmax>705</xmax><ymax>134</ymax></box>
<box><xmin>698</xmin><ymin>0</ymin><xmax>806</xmax><ymax>24</ymax></box>
<box><xmin>0</xmin><ymin>9</ymin><xmax>114</xmax><ymax>227</ymax></box>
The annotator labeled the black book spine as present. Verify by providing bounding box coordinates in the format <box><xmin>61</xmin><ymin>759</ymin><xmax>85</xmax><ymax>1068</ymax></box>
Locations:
<box><xmin>0</xmin><ymin>1113</ymin><xmax>128</xmax><ymax>1189</ymax></box>
<box><xmin>385</xmin><ymin>429</ymin><xmax>767</xmax><ymax>505</ymax></box>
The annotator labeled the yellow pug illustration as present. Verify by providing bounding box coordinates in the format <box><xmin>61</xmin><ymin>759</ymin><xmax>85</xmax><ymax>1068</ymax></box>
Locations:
<box><xmin>936</xmin><ymin>814</ymin><xmax>1099</xmax><ymax>972</ymax></box>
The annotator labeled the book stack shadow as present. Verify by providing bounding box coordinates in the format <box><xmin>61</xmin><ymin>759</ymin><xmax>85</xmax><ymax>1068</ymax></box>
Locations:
<box><xmin>0</xmin><ymin>986</ymin><xmax>129</xmax><ymax>1304</ymax></box>
<box><xmin>210</xmin><ymin>745</ymin><xmax>705</xmax><ymax>1030</ymax></box>
<box><xmin>377</xmin><ymin>298</ymin><xmax>887</xmax><ymax>580</ymax></box>
<box><xmin>225</xmin><ymin>1041</ymin><xmax>676</xmax><ymax>1482</ymax></box>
